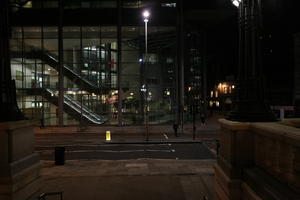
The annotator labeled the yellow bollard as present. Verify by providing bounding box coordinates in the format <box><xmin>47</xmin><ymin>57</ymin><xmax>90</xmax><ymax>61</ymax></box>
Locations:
<box><xmin>106</xmin><ymin>130</ymin><xmax>111</xmax><ymax>141</ymax></box>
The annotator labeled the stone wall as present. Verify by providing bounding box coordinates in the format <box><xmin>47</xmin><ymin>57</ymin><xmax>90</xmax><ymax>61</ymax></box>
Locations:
<box><xmin>215</xmin><ymin>119</ymin><xmax>300</xmax><ymax>200</ymax></box>
<box><xmin>295</xmin><ymin>33</ymin><xmax>300</xmax><ymax>116</ymax></box>
<box><xmin>0</xmin><ymin>120</ymin><xmax>41</xmax><ymax>200</ymax></box>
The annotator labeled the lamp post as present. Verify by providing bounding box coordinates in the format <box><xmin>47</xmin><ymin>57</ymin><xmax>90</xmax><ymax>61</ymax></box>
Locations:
<box><xmin>143</xmin><ymin>10</ymin><xmax>150</xmax><ymax>141</ymax></box>
<box><xmin>227</xmin><ymin>0</ymin><xmax>276</xmax><ymax>122</ymax></box>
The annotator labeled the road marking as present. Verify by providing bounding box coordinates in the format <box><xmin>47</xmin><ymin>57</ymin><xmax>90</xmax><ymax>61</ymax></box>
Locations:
<box><xmin>35</xmin><ymin>143</ymin><xmax>171</xmax><ymax>149</ymax></box>
<box><xmin>125</xmin><ymin>163</ymin><xmax>148</xmax><ymax>168</ymax></box>
<box><xmin>163</xmin><ymin>133</ymin><xmax>169</xmax><ymax>139</ymax></box>
<box><xmin>36</xmin><ymin>149</ymin><xmax>174</xmax><ymax>154</ymax></box>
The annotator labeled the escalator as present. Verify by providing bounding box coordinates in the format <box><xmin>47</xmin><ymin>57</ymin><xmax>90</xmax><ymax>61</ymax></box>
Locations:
<box><xmin>41</xmin><ymin>88</ymin><xmax>106</xmax><ymax>125</ymax></box>
<box><xmin>11</xmin><ymin>49</ymin><xmax>110</xmax><ymax>94</ymax></box>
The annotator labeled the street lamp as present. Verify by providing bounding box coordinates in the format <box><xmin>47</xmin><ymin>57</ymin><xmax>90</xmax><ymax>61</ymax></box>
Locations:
<box><xmin>227</xmin><ymin>0</ymin><xmax>276</xmax><ymax>122</ymax></box>
<box><xmin>231</xmin><ymin>0</ymin><xmax>241</xmax><ymax>7</ymax></box>
<box><xmin>143</xmin><ymin>10</ymin><xmax>150</xmax><ymax>141</ymax></box>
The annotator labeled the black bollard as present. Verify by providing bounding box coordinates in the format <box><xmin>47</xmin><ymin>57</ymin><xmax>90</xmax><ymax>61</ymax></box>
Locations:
<box><xmin>55</xmin><ymin>146</ymin><xmax>65</xmax><ymax>165</ymax></box>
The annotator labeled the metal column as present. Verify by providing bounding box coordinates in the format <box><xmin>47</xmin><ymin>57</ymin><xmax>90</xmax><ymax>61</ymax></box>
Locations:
<box><xmin>58</xmin><ymin>0</ymin><xmax>64</xmax><ymax>126</ymax></box>
<box><xmin>117</xmin><ymin>0</ymin><xmax>123</xmax><ymax>126</ymax></box>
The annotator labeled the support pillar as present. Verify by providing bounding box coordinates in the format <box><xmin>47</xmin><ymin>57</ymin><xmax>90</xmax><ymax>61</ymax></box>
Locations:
<box><xmin>58</xmin><ymin>0</ymin><xmax>64</xmax><ymax>126</ymax></box>
<box><xmin>0</xmin><ymin>121</ymin><xmax>41</xmax><ymax>200</ymax></box>
<box><xmin>227</xmin><ymin>0</ymin><xmax>276</xmax><ymax>122</ymax></box>
<box><xmin>0</xmin><ymin>0</ymin><xmax>25</xmax><ymax>122</ymax></box>
<box><xmin>177</xmin><ymin>0</ymin><xmax>185</xmax><ymax>130</ymax></box>
<box><xmin>117</xmin><ymin>0</ymin><xmax>123</xmax><ymax>126</ymax></box>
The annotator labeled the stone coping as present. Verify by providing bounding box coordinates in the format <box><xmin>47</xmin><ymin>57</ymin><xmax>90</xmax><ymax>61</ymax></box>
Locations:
<box><xmin>218</xmin><ymin>118</ymin><xmax>251</xmax><ymax>131</ymax></box>
<box><xmin>278</xmin><ymin>118</ymin><xmax>300</xmax><ymax>128</ymax></box>
<box><xmin>0</xmin><ymin>120</ymin><xmax>37</xmax><ymax>131</ymax></box>
<box><xmin>219</xmin><ymin>118</ymin><xmax>300</xmax><ymax>146</ymax></box>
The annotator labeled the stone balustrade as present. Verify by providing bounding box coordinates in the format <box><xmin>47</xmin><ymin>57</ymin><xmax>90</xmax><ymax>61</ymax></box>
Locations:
<box><xmin>215</xmin><ymin>118</ymin><xmax>300</xmax><ymax>200</ymax></box>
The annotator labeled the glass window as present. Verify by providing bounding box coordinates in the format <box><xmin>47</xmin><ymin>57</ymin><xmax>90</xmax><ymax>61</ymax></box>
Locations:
<box><xmin>43</xmin><ymin>27</ymin><xmax>58</xmax><ymax>38</ymax></box>
<box><xmin>24</xmin><ymin>27</ymin><xmax>41</xmax><ymax>39</ymax></box>
<box><xmin>43</xmin><ymin>0</ymin><xmax>58</xmax><ymax>8</ymax></box>
<box><xmin>63</xmin><ymin>27</ymin><xmax>80</xmax><ymax>38</ymax></box>
<box><xmin>161</xmin><ymin>3</ymin><xmax>176</xmax><ymax>7</ymax></box>
<box><xmin>94</xmin><ymin>0</ymin><xmax>117</xmax><ymax>8</ymax></box>
<box><xmin>82</xmin><ymin>26</ymin><xmax>100</xmax><ymax>38</ymax></box>
<box><xmin>11</xmin><ymin>27</ymin><xmax>22</xmax><ymax>38</ymax></box>
<box><xmin>64</xmin><ymin>0</ymin><xmax>81</xmax><ymax>9</ymax></box>
<box><xmin>63</xmin><ymin>38</ymin><xmax>80</xmax><ymax>50</ymax></box>
<box><xmin>122</xmin><ymin>50</ymin><xmax>140</xmax><ymax>63</ymax></box>
<box><xmin>44</xmin><ymin>39</ymin><xmax>58</xmax><ymax>51</ymax></box>
<box><xmin>24</xmin><ymin>39</ymin><xmax>41</xmax><ymax>52</ymax></box>
<box><xmin>101</xmin><ymin>26</ymin><xmax>117</xmax><ymax>38</ymax></box>
<box><xmin>10</xmin><ymin>39</ymin><xmax>22</xmax><ymax>51</ymax></box>
<box><xmin>83</xmin><ymin>39</ymin><xmax>100</xmax><ymax>48</ymax></box>
<box><xmin>122</xmin><ymin>27</ymin><xmax>140</xmax><ymax>38</ymax></box>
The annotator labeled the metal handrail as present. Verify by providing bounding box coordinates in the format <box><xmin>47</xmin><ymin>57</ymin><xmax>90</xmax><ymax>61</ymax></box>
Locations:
<box><xmin>46</xmin><ymin>89</ymin><xmax>105</xmax><ymax>124</ymax></box>
<box><xmin>37</xmin><ymin>192</ymin><xmax>63</xmax><ymax>200</ymax></box>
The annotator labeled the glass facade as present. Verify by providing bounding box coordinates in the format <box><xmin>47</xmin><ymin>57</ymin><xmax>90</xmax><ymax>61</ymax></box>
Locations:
<box><xmin>10</xmin><ymin>0</ymin><xmax>206</xmax><ymax>126</ymax></box>
<box><xmin>10</xmin><ymin>25</ymin><xmax>178</xmax><ymax>126</ymax></box>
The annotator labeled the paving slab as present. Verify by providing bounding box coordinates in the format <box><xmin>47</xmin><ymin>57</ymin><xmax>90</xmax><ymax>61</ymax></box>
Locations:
<box><xmin>40</xmin><ymin>159</ymin><xmax>216</xmax><ymax>200</ymax></box>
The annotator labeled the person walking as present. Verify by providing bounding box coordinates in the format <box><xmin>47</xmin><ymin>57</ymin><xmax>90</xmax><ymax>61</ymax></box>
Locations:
<box><xmin>40</xmin><ymin>118</ymin><xmax>45</xmax><ymax>129</ymax></box>
<box><xmin>200</xmin><ymin>113</ymin><xmax>206</xmax><ymax>125</ymax></box>
<box><xmin>173</xmin><ymin>123</ymin><xmax>178</xmax><ymax>137</ymax></box>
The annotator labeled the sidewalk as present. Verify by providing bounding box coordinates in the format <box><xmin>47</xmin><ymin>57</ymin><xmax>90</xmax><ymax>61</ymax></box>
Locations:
<box><xmin>40</xmin><ymin>159</ymin><xmax>216</xmax><ymax>200</ymax></box>
<box><xmin>34</xmin><ymin>115</ymin><xmax>223</xmax><ymax>136</ymax></box>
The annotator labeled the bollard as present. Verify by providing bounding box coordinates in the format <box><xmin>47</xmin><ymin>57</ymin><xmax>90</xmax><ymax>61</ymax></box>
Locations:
<box><xmin>55</xmin><ymin>147</ymin><xmax>65</xmax><ymax>165</ymax></box>
<box><xmin>106</xmin><ymin>130</ymin><xmax>111</xmax><ymax>141</ymax></box>
<box><xmin>280</xmin><ymin>108</ymin><xmax>284</xmax><ymax>121</ymax></box>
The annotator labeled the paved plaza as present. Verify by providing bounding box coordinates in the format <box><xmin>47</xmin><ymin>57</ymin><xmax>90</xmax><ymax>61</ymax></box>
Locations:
<box><xmin>33</xmin><ymin>115</ymin><xmax>221</xmax><ymax>200</ymax></box>
<box><xmin>40</xmin><ymin>159</ymin><xmax>216</xmax><ymax>200</ymax></box>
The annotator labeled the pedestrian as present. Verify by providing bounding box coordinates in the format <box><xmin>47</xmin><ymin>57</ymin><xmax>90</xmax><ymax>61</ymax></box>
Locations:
<box><xmin>193</xmin><ymin>125</ymin><xmax>196</xmax><ymax>140</ymax></box>
<box><xmin>200</xmin><ymin>113</ymin><xmax>206</xmax><ymax>125</ymax></box>
<box><xmin>40</xmin><ymin>118</ymin><xmax>45</xmax><ymax>129</ymax></box>
<box><xmin>216</xmin><ymin>139</ymin><xmax>220</xmax><ymax>156</ymax></box>
<box><xmin>173</xmin><ymin>123</ymin><xmax>178</xmax><ymax>137</ymax></box>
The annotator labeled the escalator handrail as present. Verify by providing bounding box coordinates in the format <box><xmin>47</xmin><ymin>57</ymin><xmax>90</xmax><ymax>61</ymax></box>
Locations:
<box><xmin>46</xmin><ymin>89</ymin><xmax>105</xmax><ymax>124</ymax></box>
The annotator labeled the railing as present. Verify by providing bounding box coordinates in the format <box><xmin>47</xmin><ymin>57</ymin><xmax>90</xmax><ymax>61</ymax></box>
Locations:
<box><xmin>44</xmin><ymin>51</ymin><xmax>98</xmax><ymax>88</ymax></box>
<box><xmin>46</xmin><ymin>89</ymin><xmax>105</xmax><ymax>124</ymax></box>
<box><xmin>37</xmin><ymin>192</ymin><xmax>63</xmax><ymax>200</ymax></box>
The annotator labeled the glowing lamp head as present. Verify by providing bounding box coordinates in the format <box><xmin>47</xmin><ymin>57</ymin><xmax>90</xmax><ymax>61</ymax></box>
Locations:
<box><xmin>143</xmin><ymin>10</ymin><xmax>150</xmax><ymax>18</ymax></box>
<box><xmin>231</xmin><ymin>0</ymin><xmax>241</xmax><ymax>7</ymax></box>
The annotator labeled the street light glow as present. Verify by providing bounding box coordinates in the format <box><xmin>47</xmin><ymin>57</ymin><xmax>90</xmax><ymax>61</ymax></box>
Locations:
<box><xmin>143</xmin><ymin>10</ymin><xmax>150</xmax><ymax>18</ymax></box>
<box><xmin>231</xmin><ymin>0</ymin><xmax>241</xmax><ymax>7</ymax></box>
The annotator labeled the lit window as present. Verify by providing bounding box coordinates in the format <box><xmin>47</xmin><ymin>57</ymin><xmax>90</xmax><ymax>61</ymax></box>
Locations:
<box><xmin>210</xmin><ymin>91</ymin><xmax>213</xmax><ymax>98</ymax></box>
<box><xmin>23</xmin><ymin>1</ymin><xmax>32</xmax><ymax>8</ymax></box>
<box><xmin>215</xmin><ymin>91</ymin><xmax>218</xmax><ymax>98</ymax></box>
<box><xmin>209</xmin><ymin>101</ymin><xmax>213</xmax><ymax>107</ymax></box>
<box><xmin>161</xmin><ymin>3</ymin><xmax>176</xmax><ymax>7</ymax></box>
<box><xmin>216</xmin><ymin>101</ymin><xmax>220</xmax><ymax>107</ymax></box>
<box><xmin>224</xmin><ymin>87</ymin><xmax>228</xmax><ymax>94</ymax></box>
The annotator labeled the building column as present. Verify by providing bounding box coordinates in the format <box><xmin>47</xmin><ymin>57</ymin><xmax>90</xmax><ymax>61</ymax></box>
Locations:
<box><xmin>0</xmin><ymin>0</ymin><xmax>25</xmax><ymax>122</ymax></box>
<box><xmin>227</xmin><ymin>0</ymin><xmax>276</xmax><ymax>122</ymax></box>
<box><xmin>58</xmin><ymin>0</ymin><xmax>64</xmax><ymax>126</ymax></box>
<box><xmin>117</xmin><ymin>0</ymin><xmax>123</xmax><ymax>126</ymax></box>
<box><xmin>177</xmin><ymin>0</ymin><xmax>185</xmax><ymax>129</ymax></box>
<box><xmin>294</xmin><ymin>33</ymin><xmax>300</xmax><ymax>117</ymax></box>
